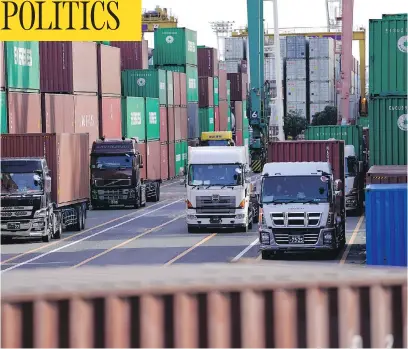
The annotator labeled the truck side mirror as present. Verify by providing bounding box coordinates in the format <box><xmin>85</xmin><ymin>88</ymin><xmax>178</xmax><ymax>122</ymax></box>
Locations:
<box><xmin>334</xmin><ymin>179</ymin><xmax>343</xmax><ymax>191</ymax></box>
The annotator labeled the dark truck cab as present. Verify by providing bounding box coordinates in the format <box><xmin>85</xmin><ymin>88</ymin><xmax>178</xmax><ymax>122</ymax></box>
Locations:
<box><xmin>90</xmin><ymin>138</ymin><xmax>160</xmax><ymax>209</ymax></box>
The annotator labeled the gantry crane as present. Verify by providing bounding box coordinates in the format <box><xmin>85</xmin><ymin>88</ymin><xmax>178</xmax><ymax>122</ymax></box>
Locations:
<box><xmin>142</xmin><ymin>6</ymin><xmax>178</xmax><ymax>33</ymax></box>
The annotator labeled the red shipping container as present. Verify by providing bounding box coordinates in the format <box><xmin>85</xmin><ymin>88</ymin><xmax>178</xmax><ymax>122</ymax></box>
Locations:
<box><xmin>40</xmin><ymin>42</ymin><xmax>98</xmax><ymax>94</ymax></box>
<box><xmin>173</xmin><ymin>72</ymin><xmax>181</xmax><ymax>106</ymax></box>
<box><xmin>110</xmin><ymin>40</ymin><xmax>148</xmax><ymax>70</ymax></box>
<box><xmin>227</xmin><ymin>73</ymin><xmax>248</xmax><ymax>101</ymax></box>
<box><xmin>180</xmin><ymin>107</ymin><xmax>188</xmax><ymax>140</ymax></box>
<box><xmin>219</xmin><ymin>100</ymin><xmax>229</xmax><ymax>131</ymax></box>
<box><xmin>8</xmin><ymin>92</ymin><xmax>42</xmax><ymax>134</ymax></box>
<box><xmin>179</xmin><ymin>73</ymin><xmax>187</xmax><ymax>106</ymax></box>
<box><xmin>218</xmin><ymin>68</ymin><xmax>227</xmax><ymax>100</ymax></box>
<box><xmin>160</xmin><ymin>143</ymin><xmax>169</xmax><ymax>180</ymax></box>
<box><xmin>42</xmin><ymin>93</ymin><xmax>75</xmax><ymax>133</ymax></box>
<box><xmin>138</xmin><ymin>142</ymin><xmax>147</xmax><ymax>179</ymax></box>
<box><xmin>168</xmin><ymin>142</ymin><xmax>175</xmax><ymax>178</ymax></box>
<box><xmin>167</xmin><ymin>106</ymin><xmax>175</xmax><ymax>142</ymax></box>
<box><xmin>146</xmin><ymin>141</ymin><xmax>161</xmax><ymax>180</ymax></box>
<box><xmin>198</xmin><ymin>77</ymin><xmax>214</xmax><ymax>107</ymax></box>
<box><xmin>233</xmin><ymin>101</ymin><xmax>243</xmax><ymax>130</ymax></box>
<box><xmin>197</xmin><ymin>47</ymin><xmax>218</xmax><ymax>77</ymax></box>
<box><xmin>366</xmin><ymin>165</ymin><xmax>408</xmax><ymax>184</ymax></box>
<box><xmin>160</xmin><ymin>107</ymin><xmax>168</xmax><ymax>143</ymax></box>
<box><xmin>97</xmin><ymin>44</ymin><xmax>121</xmax><ymax>96</ymax></box>
<box><xmin>235</xmin><ymin>130</ymin><xmax>243</xmax><ymax>146</ymax></box>
<box><xmin>214</xmin><ymin>106</ymin><xmax>220</xmax><ymax>131</ymax></box>
<box><xmin>174</xmin><ymin>107</ymin><xmax>182</xmax><ymax>140</ymax></box>
<box><xmin>99</xmin><ymin>96</ymin><xmax>122</xmax><ymax>139</ymax></box>
<box><xmin>74</xmin><ymin>94</ymin><xmax>99</xmax><ymax>150</ymax></box>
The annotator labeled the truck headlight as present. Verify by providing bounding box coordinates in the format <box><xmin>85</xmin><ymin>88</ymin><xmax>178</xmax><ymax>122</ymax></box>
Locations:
<box><xmin>260</xmin><ymin>232</ymin><xmax>270</xmax><ymax>245</ymax></box>
<box><xmin>129</xmin><ymin>189</ymin><xmax>136</xmax><ymax>198</ymax></box>
<box><xmin>187</xmin><ymin>215</ymin><xmax>196</xmax><ymax>220</ymax></box>
<box><xmin>34</xmin><ymin>209</ymin><xmax>47</xmax><ymax>218</ymax></box>
<box><xmin>235</xmin><ymin>214</ymin><xmax>245</xmax><ymax>219</ymax></box>
<box><xmin>323</xmin><ymin>231</ymin><xmax>333</xmax><ymax>244</ymax></box>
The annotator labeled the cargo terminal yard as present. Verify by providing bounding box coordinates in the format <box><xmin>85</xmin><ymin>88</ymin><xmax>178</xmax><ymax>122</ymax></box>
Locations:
<box><xmin>0</xmin><ymin>0</ymin><xmax>407</xmax><ymax>347</ymax></box>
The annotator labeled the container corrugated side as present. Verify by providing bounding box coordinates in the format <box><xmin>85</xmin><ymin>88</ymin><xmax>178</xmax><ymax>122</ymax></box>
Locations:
<box><xmin>138</xmin><ymin>142</ymin><xmax>147</xmax><ymax>179</ymax></box>
<box><xmin>121</xmin><ymin>97</ymin><xmax>146</xmax><ymax>141</ymax></box>
<box><xmin>0</xmin><ymin>133</ymin><xmax>90</xmax><ymax>207</ymax></box>
<box><xmin>42</xmin><ymin>93</ymin><xmax>75</xmax><ymax>133</ymax></box>
<box><xmin>97</xmin><ymin>45</ymin><xmax>121</xmax><ymax>96</ymax></box>
<box><xmin>225</xmin><ymin>37</ymin><xmax>246</xmax><ymax>60</ymax></box>
<box><xmin>366</xmin><ymin>165</ymin><xmax>408</xmax><ymax>184</ymax></box>
<box><xmin>232</xmin><ymin>101</ymin><xmax>243</xmax><ymax>130</ymax></box>
<box><xmin>369</xmin><ymin>16</ymin><xmax>407</xmax><ymax>96</ymax></box>
<box><xmin>159</xmin><ymin>107</ymin><xmax>168</xmax><ymax>143</ymax></box>
<box><xmin>218</xmin><ymin>68</ymin><xmax>227</xmax><ymax>100</ymax></box>
<box><xmin>161</xmin><ymin>66</ymin><xmax>197</xmax><ymax>103</ymax></box>
<box><xmin>304</xmin><ymin>125</ymin><xmax>363</xmax><ymax>160</ymax></box>
<box><xmin>99</xmin><ymin>96</ymin><xmax>122</xmax><ymax>139</ymax></box>
<box><xmin>0</xmin><ymin>42</ymin><xmax>5</xmax><ymax>90</ymax></box>
<box><xmin>6</xmin><ymin>41</ymin><xmax>40</xmax><ymax>91</ymax></box>
<box><xmin>8</xmin><ymin>92</ymin><xmax>41</xmax><ymax>133</ymax></box>
<box><xmin>219</xmin><ymin>100</ymin><xmax>229</xmax><ymax>131</ymax></box>
<box><xmin>174</xmin><ymin>106</ymin><xmax>181</xmax><ymax>141</ymax></box>
<box><xmin>213</xmin><ymin>77</ymin><xmax>219</xmax><ymax>106</ymax></box>
<box><xmin>357</xmin><ymin>116</ymin><xmax>369</xmax><ymax>128</ymax></box>
<box><xmin>369</xmin><ymin>96</ymin><xmax>407</xmax><ymax>166</ymax></box>
<box><xmin>1</xmin><ymin>91</ymin><xmax>7</xmax><ymax>133</ymax></box>
<box><xmin>145</xmin><ymin>98</ymin><xmax>160</xmax><ymax>140</ymax></box>
<box><xmin>175</xmin><ymin>141</ymin><xmax>183</xmax><ymax>175</ymax></box>
<box><xmin>180</xmin><ymin>107</ymin><xmax>188</xmax><ymax>140</ymax></box>
<box><xmin>146</xmin><ymin>140</ymin><xmax>161</xmax><ymax>180</ymax></box>
<box><xmin>74</xmin><ymin>94</ymin><xmax>99</xmax><ymax>150</ymax></box>
<box><xmin>173</xmin><ymin>72</ymin><xmax>181</xmax><ymax>106</ymax></box>
<box><xmin>160</xmin><ymin>143</ymin><xmax>169</xmax><ymax>180</ymax></box>
<box><xmin>197</xmin><ymin>47</ymin><xmax>218</xmax><ymax>77</ymax></box>
<box><xmin>166</xmin><ymin>71</ymin><xmax>174</xmax><ymax>106</ymax></box>
<box><xmin>167</xmin><ymin>106</ymin><xmax>175</xmax><ymax>142</ymax></box>
<box><xmin>154</xmin><ymin>28</ymin><xmax>198</xmax><ymax>66</ymax></box>
<box><xmin>366</xmin><ymin>184</ymin><xmax>407</xmax><ymax>267</ymax></box>
<box><xmin>199</xmin><ymin>107</ymin><xmax>214</xmax><ymax>133</ymax></box>
<box><xmin>187</xmin><ymin>102</ymin><xmax>199</xmax><ymax>139</ymax></box>
<box><xmin>198</xmin><ymin>77</ymin><xmax>214</xmax><ymax>107</ymax></box>
<box><xmin>121</xmin><ymin>69</ymin><xmax>167</xmax><ymax>105</ymax></box>
<box><xmin>110</xmin><ymin>40</ymin><xmax>148</xmax><ymax>70</ymax></box>
<box><xmin>168</xmin><ymin>141</ymin><xmax>175</xmax><ymax>178</ymax></box>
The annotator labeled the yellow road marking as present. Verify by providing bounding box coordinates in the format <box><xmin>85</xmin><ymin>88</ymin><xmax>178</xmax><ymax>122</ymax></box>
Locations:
<box><xmin>71</xmin><ymin>214</ymin><xmax>185</xmax><ymax>268</ymax></box>
<box><xmin>1</xmin><ymin>200</ymin><xmax>168</xmax><ymax>265</ymax></box>
<box><xmin>339</xmin><ymin>215</ymin><xmax>364</xmax><ymax>264</ymax></box>
<box><xmin>164</xmin><ymin>233</ymin><xmax>217</xmax><ymax>266</ymax></box>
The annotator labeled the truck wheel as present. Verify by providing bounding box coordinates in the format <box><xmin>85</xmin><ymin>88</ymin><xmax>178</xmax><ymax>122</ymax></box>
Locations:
<box><xmin>141</xmin><ymin>189</ymin><xmax>146</xmax><ymax>207</ymax></box>
<box><xmin>248</xmin><ymin>218</ymin><xmax>253</xmax><ymax>230</ymax></box>
<box><xmin>74</xmin><ymin>206</ymin><xmax>82</xmax><ymax>231</ymax></box>
<box><xmin>54</xmin><ymin>220</ymin><xmax>62</xmax><ymax>239</ymax></box>
<box><xmin>42</xmin><ymin>218</ymin><xmax>51</xmax><ymax>243</ymax></box>
<box><xmin>81</xmin><ymin>209</ymin><xmax>86</xmax><ymax>230</ymax></box>
<box><xmin>154</xmin><ymin>183</ymin><xmax>160</xmax><ymax>202</ymax></box>
<box><xmin>134</xmin><ymin>195</ymin><xmax>140</xmax><ymax>209</ymax></box>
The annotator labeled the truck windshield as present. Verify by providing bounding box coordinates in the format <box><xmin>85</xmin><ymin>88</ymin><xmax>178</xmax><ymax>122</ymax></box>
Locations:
<box><xmin>188</xmin><ymin>164</ymin><xmax>243</xmax><ymax>186</ymax></box>
<box><xmin>262</xmin><ymin>176</ymin><xmax>330</xmax><ymax>203</ymax></box>
<box><xmin>91</xmin><ymin>155</ymin><xmax>132</xmax><ymax>169</ymax></box>
<box><xmin>1</xmin><ymin>172</ymin><xmax>42</xmax><ymax>194</ymax></box>
<box><xmin>345</xmin><ymin>157</ymin><xmax>357</xmax><ymax>177</ymax></box>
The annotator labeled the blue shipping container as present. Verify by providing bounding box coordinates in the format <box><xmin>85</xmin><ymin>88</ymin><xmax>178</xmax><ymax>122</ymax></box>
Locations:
<box><xmin>366</xmin><ymin>184</ymin><xmax>407</xmax><ymax>267</ymax></box>
<box><xmin>187</xmin><ymin>102</ymin><xmax>199</xmax><ymax>139</ymax></box>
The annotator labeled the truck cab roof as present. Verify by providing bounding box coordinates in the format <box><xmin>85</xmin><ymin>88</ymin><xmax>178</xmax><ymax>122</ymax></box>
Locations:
<box><xmin>91</xmin><ymin>138</ymin><xmax>140</xmax><ymax>155</ymax></box>
<box><xmin>188</xmin><ymin>146</ymin><xmax>248</xmax><ymax>165</ymax></box>
<box><xmin>262</xmin><ymin>162</ymin><xmax>332</xmax><ymax>176</ymax></box>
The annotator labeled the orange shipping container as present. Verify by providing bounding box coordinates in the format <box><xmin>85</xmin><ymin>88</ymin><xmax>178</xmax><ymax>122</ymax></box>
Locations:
<box><xmin>8</xmin><ymin>92</ymin><xmax>42</xmax><ymax>133</ymax></box>
<box><xmin>42</xmin><ymin>93</ymin><xmax>75</xmax><ymax>133</ymax></box>
<box><xmin>99</xmin><ymin>96</ymin><xmax>122</xmax><ymax>139</ymax></box>
<box><xmin>74</xmin><ymin>94</ymin><xmax>99</xmax><ymax>150</ymax></box>
<box><xmin>0</xmin><ymin>133</ymin><xmax>90</xmax><ymax>207</ymax></box>
<box><xmin>138</xmin><ymin>142</ymin><xmax>147</xmax><ymax>179</ymax></box>
<box><xmin>97</xmin><ymin>45</ymin><xmax>121</xmax><ymax>96</ymax></box>
<box><xmin>160</xmin><ymin>143</ymin><xmax>169</xmax><ymax>180</ymax></box>
<box><xmin>146</xmin><ymin>141</ymin><xmax>161</xmax><ymax>180</ymax></box>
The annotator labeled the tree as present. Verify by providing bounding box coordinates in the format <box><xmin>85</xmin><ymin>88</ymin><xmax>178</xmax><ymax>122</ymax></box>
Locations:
<box><xmin>283</xmin><ymin>110</ymin><xmax>307</xmax><ymax>139</ymax></box>
<box><xmin>311</xmin><ymin>106</ymin><xmax>338</xmax><ymax>126</ymax></box>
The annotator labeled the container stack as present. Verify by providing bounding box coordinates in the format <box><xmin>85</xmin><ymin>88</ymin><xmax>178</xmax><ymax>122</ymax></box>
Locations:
<box><xmin>226</xmin><ymin>80</ymin><xmax>232</xmax><ymax>131</ymax></box>
<box><xmin>368</xmin><ymin>13</ymin><xmax>407</xmax><ymax>167</ymax></box>
<box><xmin>308</xmin><ymin>38</ymin><xmax>336</xmax><ymax>120</ymax></box>
<box><xmin>285</xmin><ymin>36</ymin><xmax>308</xmax><ymax>119</ymax></box>
<box><xmin>110</xmin><ymin>41</ymin><xmax>149</xmax><ymax>70</ymax></box>
<box><xmin>264</xmin><ymin>37</ymin><xmax>286</xmax><ymax>98</ymax></box>
<box><xmin>224</xmin><ymin>37</ymin><xmax>247</xmax><ymax>74</ymax></box>
<box><xmin>228</xmin><ymin>72</ymin><xmax>248</xmax><ymax>146</ymax></box>
<box><xmin>218</xmin><ymin>63</ymin><xmax>230</xmax><ymax>131</ymax></box>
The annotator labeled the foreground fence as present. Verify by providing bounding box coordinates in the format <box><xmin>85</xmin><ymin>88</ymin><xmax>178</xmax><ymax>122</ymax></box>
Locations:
<box><xmin>2</xmin><ymin>262</ymin><xmax>407</xmax><ymax>348</ymax></box>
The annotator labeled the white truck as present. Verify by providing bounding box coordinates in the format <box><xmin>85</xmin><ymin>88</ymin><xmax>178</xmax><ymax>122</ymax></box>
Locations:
<box><xmin>258</xmin><ymin>162</ymin><xmax>346</xmax><ymax>259</ymax></box>
<box><xmin>181</xmin><ymin>146</ymin><xmax>255</xmax><ymax>233</ymax></box>
<box><xmin>344</xmin><ymin>144</ymin><xmax>364</xmax><ymax>214</ymax></box>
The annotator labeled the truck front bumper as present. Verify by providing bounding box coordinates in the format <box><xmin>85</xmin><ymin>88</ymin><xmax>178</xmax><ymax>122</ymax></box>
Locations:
<box><xmin>186</xmin><ymin>209</ymin><xmax>247</xmax><ymax>230</ymax></box>
<box><xmin>259</xmin><ymin>227</ymin><xmax>337</xmax><ymax>252</ymax></box>
<box><xmin>1</xmin><ymin>219</ymin><xmax>47</xmax><ymax>238</ymax></box>
<box><xmin>91</xmin><ymin>188</ymin><xmax>137</xmax><ymax>207</ymax></box>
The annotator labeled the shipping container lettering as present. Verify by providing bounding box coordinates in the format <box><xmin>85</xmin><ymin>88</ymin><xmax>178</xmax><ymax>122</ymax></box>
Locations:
<box><xmin>81</xmin><ymin>115</ymin><xmax>95</xmax><ymax>127</ymax></box>
<box><xmin>14</xmin><ymin>47</ymin><xmax>32</xmax><ymax>66</ymax></box>
<box><xmin>210</xmin><ymin>118</ymin><xmax>214</xmax><ymax>124</ymax></box>
<box><xmin>160</xmin><ymin>82</ymin><xmax>166</xmax><ymax>90</ymax></box>
<box><xmin>389</xmin><ymin>105</ymin><xmax>408</xmax><ymax>111</ymax></box>
<box><xmin>130</xmin><ymin>112</ymin><xmax>142</xmax><ymax>125</ymax></box>
<box><xmin>188</xmin><ymin>78</ymin><xmax>196</xmax><ymax>89</ymax></box>
<box><xmin>176</xmin><ymin>154</ymin><xmax>181</xmax><ymax>161</ymax></box>
<box><xmin>188</xmin><ymin>41</ymin><xmax>196</xmax><ymax>53</ymax></box>
<box><xmin>384</xmin><ymin>28</ymin><xmax>408</xmax><ymax>33</ymax></box>
<box><xmin>214</xmin><ymin>87</ymin><xmax>218</xmax><ymax>93</ymax></box>
<box><xmin>149</xmin><ymin>112</ymin><xmax>157</xmax><ymax>124</ymax></box>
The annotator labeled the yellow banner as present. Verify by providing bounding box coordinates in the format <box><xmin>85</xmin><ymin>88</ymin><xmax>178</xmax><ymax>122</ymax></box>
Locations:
<box><xmin>0</xmin><ymin>0</ymin><xmax>141</xmax><ymax>41</ymax></box>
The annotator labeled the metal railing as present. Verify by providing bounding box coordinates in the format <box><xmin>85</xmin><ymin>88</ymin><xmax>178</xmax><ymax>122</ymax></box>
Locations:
<box><xmin>2</xmin><ymin>262</ymin><xmax>406</xmax><ymax>348</ymax></box>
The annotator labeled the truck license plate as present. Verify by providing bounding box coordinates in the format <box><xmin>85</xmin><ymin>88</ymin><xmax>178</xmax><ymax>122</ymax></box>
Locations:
<box><xmin>109</xmin><ymin>199</ymin><xmax>118</xmax><ymax>205</ymax></box>
<box><xmin>7</xmin><ymin>222</ymin><xmax>20</xmax><ymax>230</ymax></box>
<box><xmin>210</xmin><ymin>217</ymin><xmax>221</xmax><ymax>223</ymax></box>
<box><xmin>289</xmin><ymin>235</ymin><xmax>304</xmax><ymax>244</ymax></box>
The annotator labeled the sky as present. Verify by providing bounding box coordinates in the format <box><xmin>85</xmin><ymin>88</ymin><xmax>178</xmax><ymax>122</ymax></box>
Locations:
<box><xmin>142</xmin><ymin>0</ymin><xmax>407</xmax><ymax>63</ymax></box>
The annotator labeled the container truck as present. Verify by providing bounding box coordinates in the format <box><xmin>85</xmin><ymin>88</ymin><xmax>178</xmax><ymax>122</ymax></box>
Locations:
<box><xmin>181</xmin><ymin>146</ymin><xmax>255</xmax><ymax>233</ymax></box>
<box><xmin>199</xmin><ymin>131</ymin><xmax>235</xmax><ymax>146</ymax></box>
<box><xmin>260</xmin><ymin>141</ymin><xmax>346</xmax><ymax>259</ymax></box>
<box><xmin>90</xmin><ymin>137</ymin><xmax>161</xmax><ymax>209</ymax></box>
<box><xmin>1</xmin><ymin>133</ymin><xmax>90</xmax><ymax>242</ymax></box>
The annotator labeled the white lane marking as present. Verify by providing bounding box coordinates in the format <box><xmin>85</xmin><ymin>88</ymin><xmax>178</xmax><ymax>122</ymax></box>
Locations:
<box><xmin>231</xmin><ymin>237</ymin><xmax>259</xmax><ymax>262</ymax></box>
<box><xmin>1</xmin><ymin>199</ymin><xmax>184</xmax><ymax>273</ymax></box>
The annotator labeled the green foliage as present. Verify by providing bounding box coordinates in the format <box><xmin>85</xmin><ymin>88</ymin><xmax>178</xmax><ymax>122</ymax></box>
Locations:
<box><xmin>283</xmin><ymin>110</ymin><xmax>307</xmax><ymax>139</ymax></box>
<box><xmin>311</xmin><ymin>106</ymin><xmax>338</xmax><ymax>126</ymax></box>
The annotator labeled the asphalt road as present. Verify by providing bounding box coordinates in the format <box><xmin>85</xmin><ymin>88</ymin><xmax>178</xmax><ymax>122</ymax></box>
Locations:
<box><xmin>1</xmin><ymin>178</ymin><xmax>367</xmax><ymax>272</ymax></box>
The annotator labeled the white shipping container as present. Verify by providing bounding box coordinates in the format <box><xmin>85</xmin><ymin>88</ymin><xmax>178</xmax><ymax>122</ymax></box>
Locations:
<box><xmin>264</xmin><ymin>57</ymin><xmax>284</xmax><ymax>81</ymax></box>
<box><xmin>286</xmin><ymin>59</ymin><xmax>307</xmax><ymax>80</ymax></box>
<box><xmin>225</xmin><ymin>37</ymin><xmax>246</xmax><ymax>60</ymax></box>
<box><xmin>309</xmin><ymin>38</ymin><xmax>335</xmax><ymax>59</ymax></box>
<box><xmin>225</xmin><ymin>60</ymin><xmax>240</xmax><ymax>73</ymax></box>
<box><xmin>309</xmin><ymin>58</ymin><xmax>335</xmax><ymax>81</ymax></box>
<box><xmin>287</xmin><ymin>102</ymin><xmax>307</xmax><ymax>119</ymax></box>
<box><xmin>310</xmin><ymin>102</ymin><xmax>335</xmax><ymax>117</ymax></box>
<box><xmin>286</xmin><ymin>80</ymin><xmax>307</xmax><ymax>102</ymax></box>
<box><xmin>310</xmin><ymin>80</ymin><xmax>335</xmax><ymax>103</ymax></box>
<box><xmin>264</xmin><ymin>37</ymin><xmax>286</xmax><ymax>58</ymax></box>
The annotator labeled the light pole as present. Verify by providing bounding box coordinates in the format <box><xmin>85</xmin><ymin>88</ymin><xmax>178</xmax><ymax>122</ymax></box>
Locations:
<box><xmin>209</xmin><ymin>21</ymin><xmax>235</xmax><ymax>60</ymax></box>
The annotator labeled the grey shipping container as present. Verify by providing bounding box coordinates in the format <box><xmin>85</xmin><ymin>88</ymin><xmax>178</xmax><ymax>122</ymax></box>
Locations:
<box><xmin>97</xmin><ymin>45</ymin><xmax>121</xmax><ymax>96</ymax></box>
<box><xmin>198</xmin><ymin>77</ymin><xmax>214</xmax><ymax>107</ymax></box>
<box><xmin>198</xmin><ymin>47</ymin><xmax>218</xmax><ymax>77</ymax></box>
<box><xmin>187</xmin><ymin>102</ymin><xmax>199</xmax><ymax>139</ymax></box>
<box><xmin>8</xmin><ymin>92</ymin><xmax>42</xmax><ymax>133</ymax></box>
<box><xmin>225</xmin><ymin>37</ymin><xmax>246</xmax><ymax>60</ymax></box>
<box><xmin>110</xmin><ymin>40</ymin><xmax>148</xmax><ymax>70</ymax></box>
<box><xmin>0</xmin><ymin>133</ymin><xmax>90</xmax><ymax>207</ymax></box>
<box><xmin>286</xmin><ymin>36</ymin><xmax>308</xmax><ymax>59</ymax></box>
<box><xmin>42</xmin><ymin>93</ymin><xmax>75</xmax><ymax>133</ymax></box>
<box><xmin>40</xmin><ymin>42</ymin><xmax>98</xmax><ymax>94</ymax></box>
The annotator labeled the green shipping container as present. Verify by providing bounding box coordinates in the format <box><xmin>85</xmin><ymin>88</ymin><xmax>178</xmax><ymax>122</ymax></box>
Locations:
<box><xmin>175</xmin><ymin>141</ymin><xmax>183</xmax><ymax>175</ymax></box>
<box><xmin>166</xmin><ymin>71</ymin><xmax>174</xmax><ymax>106</ymax></box>
<box><xmin>369</xmin><ymin>96</ymin><xmax>407</xmax><ymax>166</ymax></box>
<box><xmin>227</xmin><ymin>107</ymin><xmax>232</xmax><ymax>131</ymax></box>
<box><xmin>145</xmin><ymin>98</ymin><xmax>160</xmax><ymax>140</ymax></box>
<box><xmin>181</xmin><ymin>140</ymin><xmax>187</xmax><ymax>168</ymax></box>
<box><xmin>122</xmin><ymin>97</ymin><xmax>146</xmax><ymax>141</ymax></box>
<box><xmin>369</xmin><ymin>15</ymin><xmax>407</xmax><ymax>96</ymax></box>
<box><xmin>227</xmin><ymin>80</ymin><xmax>231</xmax><ymax>103</ymax></box>
<box><xmin>121</xmin><ymin>69</ymin><xmax>167</xmax><ymax>106</ymax></box>
<box><xmin>213</xmin><ymin>77</ymin><xmax>219</xmax><ymax>106</ymax></box>
<box><xmin>242</xmin><ymin>100</ymin><xmax>247</xmax><ymax>121</ymax></box>
<box><xmin>154</xmin><ymin>28</ymin><xmax>198</xmax><ymax>66</ymax></box>
<box><xmin>159</xmin><ymin>65</ymin><xmax>198</xmax><ymax>102</ymax></box>
<box><xmin>357</xmin><ymin>117</ymin><xmax>369</xmax><ymax>128</ymax></box>
<box><xmin>6</xmin><ymin>41</ymin><xmax>40</xmax><ymax>91</ymax></box>
<box><xmin>199</xmin><ymin>107</ymin><xmax>214</xmax><ymax>133</ymax></box>
<box><xmin>304</xmin><ymin>125</ymin><xmax>364</xmax><ymax>160</ymax></box>
<box><xmin>1</xmin><ymin>91</ymin><xmax>7</xmax><ymax>134</ymax></box>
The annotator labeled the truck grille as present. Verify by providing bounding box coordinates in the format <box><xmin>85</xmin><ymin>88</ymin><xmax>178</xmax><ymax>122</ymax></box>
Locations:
<box><xmin>97</xmin><ymin>189</ymin><xmax>129</xmax><ymax>200</ymax></box>
<box><xmin>273</xmin><ymin>228</ymin><xmax>320</xmax><ymax>245</ymax></box>
<box><xmin>270</xmin><ymin>212</ymin><xmax>321</xmax><ymax>227</ymax></box>
<box><xmin>95</xmin><ymin>179</ymin><xmax>131</xmax><ymax>187</ymax></box>
<box><xmin>196</xmin><ymin>196</ymin><xmax>236</xmax><ymax>209</ymax></box>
